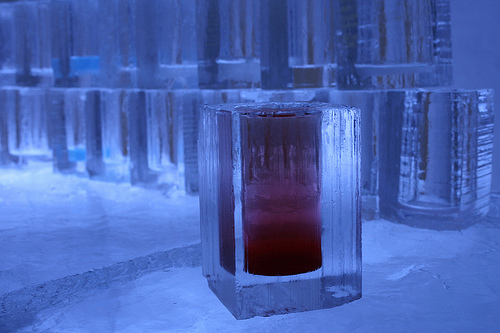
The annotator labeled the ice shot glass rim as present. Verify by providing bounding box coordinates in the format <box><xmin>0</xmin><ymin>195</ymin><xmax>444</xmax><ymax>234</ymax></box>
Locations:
<box><xmin>202</xmin><ymin>101</ymin><xmax>359</xmax><ymax>117</ymax></box>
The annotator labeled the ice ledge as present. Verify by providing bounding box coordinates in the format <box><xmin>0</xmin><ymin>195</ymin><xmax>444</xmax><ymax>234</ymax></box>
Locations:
<box><xmin>0</xmin><ymin>243</ymin><xmax>201</xmax><ymax>332</ymax></box>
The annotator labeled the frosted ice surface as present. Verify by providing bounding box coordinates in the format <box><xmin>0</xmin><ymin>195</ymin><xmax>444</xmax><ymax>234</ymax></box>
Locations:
<box><xmin>0</xmin><ymin>162</ymin><xmax>200</xmax><ymax>296</ymax></box>
<box><xmin>1</xmin><ymin>163</ymin><xmax>500</xmax><ymax>331</ymax></box>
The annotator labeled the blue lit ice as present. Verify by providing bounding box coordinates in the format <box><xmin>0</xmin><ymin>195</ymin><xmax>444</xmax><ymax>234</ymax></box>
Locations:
<box><xmin>1</xmin><ymin>0</ymin><xmax>500</xmax><ymax>331</ymax></box>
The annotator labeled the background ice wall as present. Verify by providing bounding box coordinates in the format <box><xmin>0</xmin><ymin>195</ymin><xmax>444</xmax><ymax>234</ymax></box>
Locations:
<box><xmin>452</xmin><ymin>0</ymin><xmax>500</xmax><ymax>193</ymax></box>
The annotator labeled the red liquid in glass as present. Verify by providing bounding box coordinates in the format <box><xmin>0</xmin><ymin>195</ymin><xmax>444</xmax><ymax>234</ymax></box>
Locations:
<box><xmin>241</xmin><ymin>112</ymin><xmax>322</xmax><ymax>276</ymax></box>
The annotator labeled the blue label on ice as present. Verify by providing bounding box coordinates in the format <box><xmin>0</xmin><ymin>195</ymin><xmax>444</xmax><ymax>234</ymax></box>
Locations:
<box><xmin>52</xmin><ymin>56</ymin><xmax>100</xmax><ymax>78</ymax></box>
<box><xmin>68</xmin><ymin>148</ymin><xmax>86</xmax><ymax>162</ymax></box>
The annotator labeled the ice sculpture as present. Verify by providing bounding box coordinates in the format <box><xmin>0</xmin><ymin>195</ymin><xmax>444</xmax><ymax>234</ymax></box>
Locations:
<box><xmin>198</xmin><ymin>102</ymin><xmax>361</xmax><ymax>319</ymax></box>
<box><xmin>379</xmin><ymin>89</ymin><xmax>494</xmax><ymax>229</ymax></box>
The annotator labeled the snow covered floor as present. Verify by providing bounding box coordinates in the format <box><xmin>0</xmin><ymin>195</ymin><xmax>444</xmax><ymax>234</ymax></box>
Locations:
<box><xmin>1</xmin><ymin>163</ymin><xmax>500</xmax><ymax>332</ymax></box>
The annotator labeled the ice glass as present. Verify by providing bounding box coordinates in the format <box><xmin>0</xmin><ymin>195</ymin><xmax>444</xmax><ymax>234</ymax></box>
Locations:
<box><xmin>379</xmin><ymin>89</ymin><xmax>494</xmax><ymax>229</ymax></box>
<box><xmin>1</xmin><ymin>87</ymin><xmax>51</xmax><ymax>163</ymax></box>
<box><xmin>48</xmin><ymin>88</ymin><xmax>87</xmax><ymax>173</ymax></box>
<box><xmin>287</xmin><ymin>0</ymin><xmax>336</xmax><ymax>88</ymax></box>
<box><xmin>12</xmin><ymin>1</ymin><xmax>53</xmax><ymax>87</ymax></box>
<box><xmin>334</xmin><ymin>0</ymin><xmax>452</xmax><ymax>89</ymax></box>
<box><xmin>50</xmin><ymin>0</ymin><xmax>100</xmax><ymax>87</ymax></box>
<box><xmin>0</xmin><ymin>3</ymin><xmax>15</xmax><ymax>86</ymax></box>
<box><xmin>328</xmin><ymin>90</ymin><xmax>382</xmax><ymax>220</ymax></box>
<box><xmin>196</xmin><ymin>0</ymin><xmax>261</xmax><ymax>89</ymax></box>
<box><xmin>127</xmin><ymin>89</ymin><xmax>183</xmax><ymax>187</ymax></box>
<box><xmin>155</xmin><ymin>0</ymin><xmax>198</xmax><ymax>89</ymax></box>
<box><xmin>85</xmin><ymin>89</ymin><xmax>130</xmax><ymax>181</ymax></box>
<box><xmin>97</xmin><ymin>0</ymin><xmax>138</xmax><ymax>88</ymax></box>
<box><xmin>181</xmin><ymin>89</ymin><xmax>242</xmax><ymax>193</ymax></box>
<box><xmin>199</xmin><ymin>102</ymin><xmax>361</xmax><ymax>319</ymax></box>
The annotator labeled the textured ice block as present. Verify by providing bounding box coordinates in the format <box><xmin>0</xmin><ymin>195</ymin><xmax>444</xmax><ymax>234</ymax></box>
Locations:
<box><xmin>286</xmin><ymin>0</ymin><xmax>336</xmax><ymax>88</ymax></box>
<box><xmin>85</xmin><ymin>89</ymin><xmax>130</xmax><ymax>182</ymax></box>
<box><xmin>334</xmin><ymin>0</ymin><xmax>452</xmax><ymax>89</ymax></box>
<box><xmin>260</xmin><ymin>0</ymin><xmax>337</xmax><ymax>89</ymax></box>
<box><xmin>50</xmin><ymin>0</ymin><xmax>100</xmax><ymax>87</ymax></box>
<box><xmin>14</xmin><ymin>1</ymin><xmax>53</xmax><ymax>87</ymax></box>
<box><xmin>127</xmin><ymin>89</ymin><xmax>183</xmax><ymax>187</ymax></box>
<box><xmin>379</xmin><ymin>89</ymin><xmax>494</xmax><ymax>229</ymax></box>
<box><xmin>97</xmin><ymin>0</ymin><xmax>138</xmax><ymax>88</ymax></box>
<box><xmin>328</xmin><ymin>90</ymin><xmax>382</xmax><ymax>219</ymax></box>
<box><xmin>0</xmin><ymin>3</ymin><xmax>16</xmax><ymax>86</ymax></box>
<box><xmin>81</xmin><ymin>88</ymin><xmax>185</xmax><ymax>188</ymax></box>
<box><xmin>0</xmin><ymin>87</ymin><xmax>51</xmax><ymax>163</ymax></box>
<box><xmin>155</xmin><ymin>0</ymin><xmax>198</xmax><ymax>89</ymax></box>
<box><xmin>198</xmin><ymin>102</ymin><xmax>361</xmax><ymax>319</ymax></box>
<box><xmin>181</xmin><ymin>89</ymin><xmax>242</xmax><ymax>193</ymax></box>
<box><xmin>48</xmin><ymin>88</ymin><xmax>87</xmax><ymax>173</ymax></box>
<box><xmin>196</xmin><ymin>0</ymin><xmax>261</xmax><ymax>89</ymax></box>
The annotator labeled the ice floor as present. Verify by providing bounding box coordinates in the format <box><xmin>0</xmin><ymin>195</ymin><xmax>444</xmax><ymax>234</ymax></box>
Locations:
<box><xmin>1</xmin><ymin>163</ymin><xmax>500</xmax><ymax>332</ymax></box>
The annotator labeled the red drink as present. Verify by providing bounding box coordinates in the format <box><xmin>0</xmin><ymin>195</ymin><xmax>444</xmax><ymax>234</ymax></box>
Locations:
<box><xmin>241</xmin><ymin>112</ymin><xmax>322</xmax><ymax>276</ymax></box>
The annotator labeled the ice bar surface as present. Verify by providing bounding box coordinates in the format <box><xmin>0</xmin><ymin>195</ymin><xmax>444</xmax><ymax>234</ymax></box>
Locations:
<box><xmin>198</xmin><ymin>102</ymin><xmax>361</xmax><ymax>319</ymax></box>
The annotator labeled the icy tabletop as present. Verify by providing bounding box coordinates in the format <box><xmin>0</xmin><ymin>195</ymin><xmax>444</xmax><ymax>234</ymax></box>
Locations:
<box><xmin>1</xmin><ymin>163</ymin><xmax>500</xmax><ymax>332</ymax></box>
